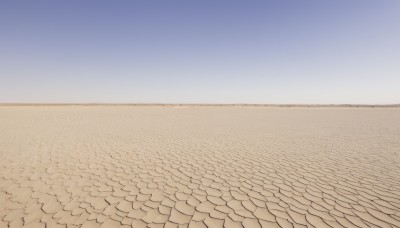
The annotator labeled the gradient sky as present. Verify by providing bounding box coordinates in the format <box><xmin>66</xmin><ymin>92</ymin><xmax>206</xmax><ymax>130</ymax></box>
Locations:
<box><xmin>1</xmin><ymin>1</ymin><xmax>399</xmax><ymax>104</ymax></box>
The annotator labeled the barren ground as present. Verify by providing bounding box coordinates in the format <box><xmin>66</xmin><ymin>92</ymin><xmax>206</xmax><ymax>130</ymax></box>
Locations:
<box><xmin>1</xmin><ymin>106</ymin><xmax>400</xmax><ymax>228</ymax></box>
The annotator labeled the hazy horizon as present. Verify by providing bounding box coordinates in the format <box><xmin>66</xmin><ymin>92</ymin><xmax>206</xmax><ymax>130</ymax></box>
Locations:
<box><xmin>1</xmin><ymin>1</ymin><xmax>399</xmax><ymax>104</ymax></box>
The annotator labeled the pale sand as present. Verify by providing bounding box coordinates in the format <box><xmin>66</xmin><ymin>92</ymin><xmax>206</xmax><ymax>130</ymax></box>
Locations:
<box><xmin>1</xmin><ymin>106</ymin><xmax>400</xmax><ymax>228</ymax></box>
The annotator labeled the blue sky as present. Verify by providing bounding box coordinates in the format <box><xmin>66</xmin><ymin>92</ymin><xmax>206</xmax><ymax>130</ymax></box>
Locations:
<box><xmin>1</xmin><ymin>1</ymin><xmax>399</xmax><ymax>104</ymax></box>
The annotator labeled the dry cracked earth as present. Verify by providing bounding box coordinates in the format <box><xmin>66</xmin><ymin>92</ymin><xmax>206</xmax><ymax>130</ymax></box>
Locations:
<box><xmin>1</xmin><ymin>106</ymin><xmax>400</xmax><ymax>228</ymax></box>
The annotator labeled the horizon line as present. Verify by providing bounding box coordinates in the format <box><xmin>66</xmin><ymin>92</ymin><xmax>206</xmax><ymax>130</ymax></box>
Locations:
<box><xmin>1</xmin><ymin>103</ymin><xmax>400</xmax><ymax>108</ymax></box>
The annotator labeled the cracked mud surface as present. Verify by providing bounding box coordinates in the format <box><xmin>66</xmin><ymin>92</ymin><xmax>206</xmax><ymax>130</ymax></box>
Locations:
<box><xmin>1</xmin><ymin>106</ymin><xmax>400</xmax><ymax>228</ymax></box>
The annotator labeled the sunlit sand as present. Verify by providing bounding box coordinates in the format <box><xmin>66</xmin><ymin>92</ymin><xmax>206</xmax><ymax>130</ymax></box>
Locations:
<box><xmin>1</xmin><ymin>106</ymin><xmax>399</xmax><ymax>227</ymax></box>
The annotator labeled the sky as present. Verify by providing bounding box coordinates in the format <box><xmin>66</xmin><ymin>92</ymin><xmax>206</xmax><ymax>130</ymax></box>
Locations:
<box><xmin>1</xmin><ymin>1</ymin><xmax>399</xmax><ymax>104</ymax></box>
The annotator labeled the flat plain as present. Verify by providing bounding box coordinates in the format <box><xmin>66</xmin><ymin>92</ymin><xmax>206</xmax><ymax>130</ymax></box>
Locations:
<box><xmin>1</xmin><ymin>106</ymin><xmax>400</xmax><ymax>228</ymax></box>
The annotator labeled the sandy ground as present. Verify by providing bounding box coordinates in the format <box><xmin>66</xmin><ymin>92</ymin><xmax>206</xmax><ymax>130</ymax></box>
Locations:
<box><xmin>0</xmin><ymin>106</ymin><xmax>400</xmax><ymax>228</ymax></box>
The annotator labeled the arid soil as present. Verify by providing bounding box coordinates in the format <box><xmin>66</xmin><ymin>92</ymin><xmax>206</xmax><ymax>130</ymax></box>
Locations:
<box><xmin>1</xmin><ymin>106</ymin><xmax>400</xmax><ymax>228</ymax></box>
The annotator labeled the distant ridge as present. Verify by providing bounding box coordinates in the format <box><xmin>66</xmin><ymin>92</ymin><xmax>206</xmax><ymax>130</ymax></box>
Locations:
<box><xmin>1</xmin><ymin>103</ymin><xmax>399</xmax><ymax>108</ymax></box>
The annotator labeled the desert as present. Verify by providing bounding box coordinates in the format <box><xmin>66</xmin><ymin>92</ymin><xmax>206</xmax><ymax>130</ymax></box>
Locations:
<box><xmin>0</xmin><ymin>105</ymin><xmax>399</xmax><ymax>227</ymax></box>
